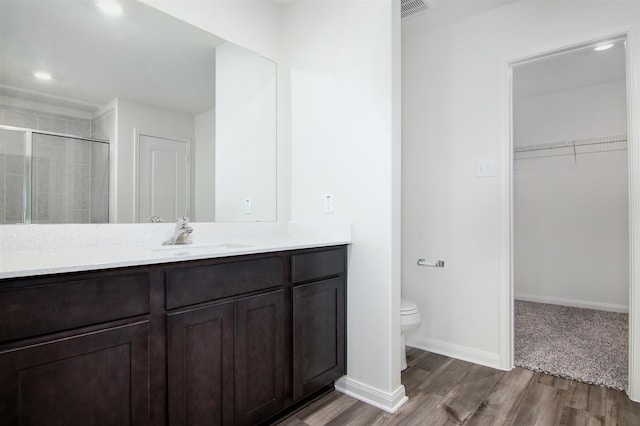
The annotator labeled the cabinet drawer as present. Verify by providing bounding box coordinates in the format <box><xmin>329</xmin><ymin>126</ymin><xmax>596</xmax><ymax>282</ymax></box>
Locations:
<box><xmin>291</xmin><ymin>247</ymin><xmax>346</xmax><ymax>284</ymax></box>
<box><xmin>0</xmin><ymin>271</ymin><xmax>150</xmax><ymax>344</ymax></box>
<box><xmin>165</xmin><ymin>256</ymin><xmax>284</xmax><ymax>310</ymax></box>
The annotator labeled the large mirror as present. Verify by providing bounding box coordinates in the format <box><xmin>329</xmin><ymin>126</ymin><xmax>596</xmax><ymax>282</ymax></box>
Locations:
<box><xmin>0</xmin><ymin>0</ymin><xmax>276</xmax><ymax>224</ymax></box>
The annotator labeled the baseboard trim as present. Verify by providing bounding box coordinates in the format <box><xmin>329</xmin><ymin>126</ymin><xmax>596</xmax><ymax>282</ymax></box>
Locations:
<box><xmin>405</xmin><ymin>335</ymin><xmax>504</xmax><ymax>371</ymax></box>
<box><xmin>515</xmin><ymin>293</ymin><xmax>629</xmax><ymax>313</ymax></box>
<box><xmin>334</xmin><ymin>376</ymin><xmax>408</xmax><ymax>413</ymax></box>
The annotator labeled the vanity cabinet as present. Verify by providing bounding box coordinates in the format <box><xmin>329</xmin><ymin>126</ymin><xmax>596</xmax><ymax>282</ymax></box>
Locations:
<box><xmin>291</xmin><ymin>248</ymin><xmax>347</xmax><ymax>401</ymax></box>
<box><xmin>167</xmin><ymin>301</ymin><xmax>235</xmax><ymax>426</ymax></box>
<box><xmin>0</xmin><ymin>268</ymin><xmax>152</xmax><ymax>425</ymax></box>
<box><xmin>235</xmin><ymin>290</ymin><xmax>286</xmax><ymax>425</ymax></box>
<box><xmin>165</xmin><ymin>255</ymin><xmax>287</xmax><ymax>426</ymax></box>
<box><xmin>0</xmin><ymin>245</ymin><xmax>347</xmax><ymax>426</ymax></box>
<box><xmin>0</xmin><ymin>322</ymin><xmax>150</xmax><ymax>426</ymax></box>
<box><xmin>167</xmin><ymin>290</ymin><xmax>286</xmax><ymax>426</ymax></box>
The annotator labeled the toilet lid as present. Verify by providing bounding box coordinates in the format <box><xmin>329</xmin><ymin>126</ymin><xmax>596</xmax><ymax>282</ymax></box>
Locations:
<box><xmin>401</xmin><ymin>299</ymin><xmax>418</xmax><ymax>314</ymax></box>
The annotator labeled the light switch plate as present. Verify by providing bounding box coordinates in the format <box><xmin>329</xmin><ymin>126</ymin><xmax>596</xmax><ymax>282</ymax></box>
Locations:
<box><xmin>475</xmin><ymin>159</ymin><xmax>496</xmax><ymax>177</ymax></box>
<box><xmin>324</xmin><ymin>193</ymin><xmax>334</xmax><ymax>213</ymax></box>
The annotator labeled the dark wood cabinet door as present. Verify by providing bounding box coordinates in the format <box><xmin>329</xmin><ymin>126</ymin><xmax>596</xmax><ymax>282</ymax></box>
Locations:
<box><xmin>292</xmin><ymin>277</ymin><xmax>346</xmax><ymax>401</ymax></box>
<box><xmin>235</xmin><ymin>290</ymin><xmax>285</xmax><ymax>426</ymax></box>
<box><xmin>167</xmin><ymin>301</ymin><xmax>235</xmax><ymax>426</ymax></box>
<box><xmin>0</xmin><ymin>321</ymin><xmax>149</xmax><ymax>426</ymax></box>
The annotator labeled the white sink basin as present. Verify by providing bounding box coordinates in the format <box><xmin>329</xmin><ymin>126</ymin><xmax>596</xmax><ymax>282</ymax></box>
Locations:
<box><xmin>149</xmin><ymin>242</ymin><xmax>251</xmax><ymax>255</ymax></box>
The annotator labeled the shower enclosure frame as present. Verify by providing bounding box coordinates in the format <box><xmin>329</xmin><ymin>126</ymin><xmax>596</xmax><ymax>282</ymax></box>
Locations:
<box><xmin>0</xmin><ymin>124</ymin><xmax>109</xmax><ymax>225</ymax></box>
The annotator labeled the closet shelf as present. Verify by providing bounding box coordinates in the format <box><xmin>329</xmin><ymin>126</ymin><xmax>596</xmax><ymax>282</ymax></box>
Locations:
<box><xmin>514</xmin><ymin>134</ymin><xmax>627</xmax><ymax>160</ymax></box>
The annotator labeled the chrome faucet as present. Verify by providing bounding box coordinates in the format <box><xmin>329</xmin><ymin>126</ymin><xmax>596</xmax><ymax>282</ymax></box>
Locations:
<box><xmin>163</xmin><ymin>216</ymin><xmax>193</xmax><ymax>245</ymax></box>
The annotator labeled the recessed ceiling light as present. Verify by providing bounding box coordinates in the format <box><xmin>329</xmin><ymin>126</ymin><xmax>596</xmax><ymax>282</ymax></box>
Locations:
<box><xmin>594</xmin><ymin>43</ymin><xmax>614</xmax><ymax>51</ymax></box>
<box><xmin>33</xmin><ymin>71</ymin><xmax>52</xmax><ymax>81</ymax></box>
<box><xmin>96</xmin><ymin>0</ymin><xmax>123</xmax><ymax>16</ymax></box>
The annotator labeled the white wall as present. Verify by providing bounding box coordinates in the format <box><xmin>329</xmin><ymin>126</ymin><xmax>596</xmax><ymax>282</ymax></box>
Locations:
<box><xmin>114</xmin><ymin>98</ymin><xmax>194</xmax><ymax>223</ymax></box>
<box><xmin>515</xmin><ymin>81</ymin><xmax>628</xmax><ymax>147</ymax></box>
<box><xmin>215</xmin><ymin>42</ymin><xmax>277</xmax><ymax>222</ymax></box>
<box><xmin>514</xmin><ymin>153</ymin><xmax>629</xmax><ymax>311</ymax></box>
<box><xmin>402</xmin><ymin>0</ymin><xmax>640</xmax><ymax>369</ymax></box>
<box><xmin>514</xmin><ymin>80</ymin><xmax>629</xmax><ymax>312</ymax></box>
<box><xmin>142</xmin><ymin>0</ymin><xmax>280</xmax><ymax>61</ymax></box>
<box><xmin>0</xmin><ymin>95</ymin><xmax>93</xmax><ymax>121</ymax></box>
<box><xmin>284</xmin><ymin>0</ymin><xmax>404</xmax><ymax>412</ymax></box>
<box><xmin>194</xmin><ymin>109</ymin><xmax>215</xmax><ymax>222</ymax></box>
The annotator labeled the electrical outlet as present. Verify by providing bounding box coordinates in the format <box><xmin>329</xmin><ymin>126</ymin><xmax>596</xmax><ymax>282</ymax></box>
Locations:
<box><xmin>244</xmin><ymin>198</ymin><xmax>251</xmax><ymax>214</ymax></box>
<box><xmin>323</xmin><ymin>193</ymin><xmax>334</xmax><ymax>213</ymax></box>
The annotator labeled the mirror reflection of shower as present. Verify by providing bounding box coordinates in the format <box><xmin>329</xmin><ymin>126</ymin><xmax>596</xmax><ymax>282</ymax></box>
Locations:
<box><xmin>0</xmin><ymin>126</ymin><xmax>109</xmax><ymax>224</ymax></box>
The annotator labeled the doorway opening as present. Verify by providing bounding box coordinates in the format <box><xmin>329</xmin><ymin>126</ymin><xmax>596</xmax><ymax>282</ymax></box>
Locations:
<box><xmin>510</xmin><ymin>36</ymin><xmax>630</xmax><ymax>390</ymax></box>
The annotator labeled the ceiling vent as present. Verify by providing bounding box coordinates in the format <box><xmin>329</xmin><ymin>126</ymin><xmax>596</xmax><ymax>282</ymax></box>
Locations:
<box><xmin>401</xmin><ymin>0</ymin><xmax>431</xmax><ymax>20</ymax></box>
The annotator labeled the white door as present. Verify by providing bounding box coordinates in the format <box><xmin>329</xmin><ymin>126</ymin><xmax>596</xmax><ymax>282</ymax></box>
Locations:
<box><xmin>137</xmin><ymin>133</ymin><xmax>189</xmax><ymax>223</ymax></box>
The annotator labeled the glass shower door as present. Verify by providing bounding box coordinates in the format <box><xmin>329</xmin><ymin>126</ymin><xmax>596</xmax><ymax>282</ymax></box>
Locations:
<box><xmin>31</xmin><ymin>133</ymin><xmax>109</xmax><ymax>224</ymax></box>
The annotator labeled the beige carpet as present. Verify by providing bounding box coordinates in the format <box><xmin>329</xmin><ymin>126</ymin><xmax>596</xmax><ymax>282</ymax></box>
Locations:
<box><xmin>514</xmin><ymin>300</ymin><xmax>628</xmax><ymax>390</ymax></box>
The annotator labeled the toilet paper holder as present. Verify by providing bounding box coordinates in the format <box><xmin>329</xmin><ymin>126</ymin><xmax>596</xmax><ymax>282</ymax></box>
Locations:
<box><xmin>417</xmin><ymin>259</ymin><xmax>445</xmax><ymax>268</ymax></box>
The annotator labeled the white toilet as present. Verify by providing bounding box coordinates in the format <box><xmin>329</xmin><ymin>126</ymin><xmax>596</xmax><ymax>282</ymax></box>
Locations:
<box><xmin>400</xmin><ymin>299</ymin><xmax>421</xmax><ymax>371</ymax></box>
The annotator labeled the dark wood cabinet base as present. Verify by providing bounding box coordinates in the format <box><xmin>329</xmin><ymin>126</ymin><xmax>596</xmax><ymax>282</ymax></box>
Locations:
<box><xmin>0</xmin><ymin>321</ymin><xmax>149</xmax><ymax>425</ymax></box>
<box><xmin>0</xmin><ymin>245</ymin><xmax>347</xmax><ymax>426</ymax></box>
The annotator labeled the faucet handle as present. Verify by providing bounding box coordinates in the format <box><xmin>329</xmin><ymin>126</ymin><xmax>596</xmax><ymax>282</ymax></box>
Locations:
<box><xmin>146</xmin><ymin>216</ymin><xmax>163</xmax><ymax>223</ymax></box>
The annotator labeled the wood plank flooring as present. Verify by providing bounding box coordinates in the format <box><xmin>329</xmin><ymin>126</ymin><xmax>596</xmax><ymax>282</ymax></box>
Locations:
<box><xmin>275</xmin><ymin>347</ymin><xmax>640</xmax><ymax>425</ymax></box>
